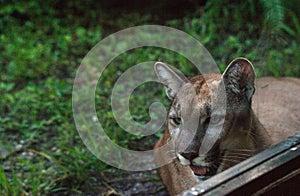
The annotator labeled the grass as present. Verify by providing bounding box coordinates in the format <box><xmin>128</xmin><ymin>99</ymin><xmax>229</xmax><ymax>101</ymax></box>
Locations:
<box><xmin>0</xmin><ymin>0</ymin><xmax>299</xmax><ymax>195</ymax></box>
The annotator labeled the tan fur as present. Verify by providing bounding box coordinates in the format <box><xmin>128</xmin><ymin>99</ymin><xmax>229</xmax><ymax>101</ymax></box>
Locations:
<box><xmin>154</xmin><ymin>61</ymin><xmax>300</xmax><ymax>195</ymax></box>
<box><xmin>252</xmin><ymin>77</ymin><xmax>300</xmax><ymax>144</ymax></box>
<box><xmin>154</xmin><ymin>132</ymin><xmax>198</xmax><ymax>196</ymax></box>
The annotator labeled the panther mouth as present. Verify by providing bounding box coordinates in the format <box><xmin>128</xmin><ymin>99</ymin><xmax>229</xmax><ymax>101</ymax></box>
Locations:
<box><xmin>176</xmin><ymin>153</ymin><xmax>218</xmax><ymax>177</ymax></box>
<box><xmin>189</xmin><ymin>164</ymin><xmax>218</xmax><ymax>177</ymax></box>
<box><xmin>189</xmin><ymin>165</ymin><xmax>208</xmax><ymax>176</ymax></box>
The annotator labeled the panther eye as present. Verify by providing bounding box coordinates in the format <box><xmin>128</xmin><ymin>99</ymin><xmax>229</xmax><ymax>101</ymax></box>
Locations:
<box><xmin>171</xmin><ymin>117</ymin><xmax>181</xmax><ymax>126</ymax></box>
<box><xmin>210</xmin><ymin>115</ymin><xmax>222</xmax><ymax>125</ymax></box>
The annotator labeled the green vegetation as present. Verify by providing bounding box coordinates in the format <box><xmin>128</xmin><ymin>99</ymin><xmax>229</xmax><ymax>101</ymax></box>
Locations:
<box><xmin>0</xmin><ymin>0</ymin><xmax>299</xmax><ymax>195</ymax></box>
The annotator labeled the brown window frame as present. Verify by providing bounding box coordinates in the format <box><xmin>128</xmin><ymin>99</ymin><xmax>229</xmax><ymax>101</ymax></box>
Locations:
<box><xmin>181</xmin><ymin>133</ymin><xmax>300</xmax><ymax>195</ymax></box>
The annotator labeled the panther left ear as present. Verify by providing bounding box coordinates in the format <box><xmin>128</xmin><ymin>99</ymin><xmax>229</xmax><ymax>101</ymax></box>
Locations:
<box><xmin>154</xmin><ymin>62</ymin><xmax>189</xmax><ymax>100</ymax></box>
<box><xmin>222</xmin><ymin>57</ymin><xmax>256</xmax><ymax>101</ymax></box>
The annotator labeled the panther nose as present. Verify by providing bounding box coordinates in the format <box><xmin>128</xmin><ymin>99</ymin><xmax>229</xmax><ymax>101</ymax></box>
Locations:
<box><xmin>181</xmin><ymin>151</ymin><xmax>198</xmax><ymax>161</ymax></box>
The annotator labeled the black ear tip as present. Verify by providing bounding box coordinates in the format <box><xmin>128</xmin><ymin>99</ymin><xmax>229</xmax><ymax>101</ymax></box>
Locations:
<box><xmin>154</xmin><ymin>62</ymin><xmax>167</xmax><ymax>71</ymax></box>
<box><xmin>154</xmin><ymin>61</ymin><xmax>161</xmax><ymax>68</ymax></box>
<box><xmin>227</xmin><ymin>57</ymin><xmax>255</xmax><ymax>76</ymax></box>
<box><xmin>154</xmin><ymin>61</ymin><xmax>163</xmax><ymax>66</ymax></box>
<box><xmin>230</xmin><ymin>57</ymin><xmax>253</xmax><ymax>66</ymax></box>
<box><xmin>154</xmin><ymin>62</ymin><xmax>164</xmax><ymax>73</ymax></box>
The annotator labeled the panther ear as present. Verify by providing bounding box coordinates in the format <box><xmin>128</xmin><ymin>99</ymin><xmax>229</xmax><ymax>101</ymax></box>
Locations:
<box><xmin>154</xmin><ymin>62</ymin><xmax>189</xmax><ymax>100</ymax></box>
<box><xmin>222</xmin><ymin>57</ymin><xmax>256</xmax><ymax>101</ymax></box>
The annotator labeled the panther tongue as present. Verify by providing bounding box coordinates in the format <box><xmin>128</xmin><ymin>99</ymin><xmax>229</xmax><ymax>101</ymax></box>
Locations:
<box><xmin>190</xmin><ymin>165</ymin><xmax>207</xmax><ymax>176</ymax></box>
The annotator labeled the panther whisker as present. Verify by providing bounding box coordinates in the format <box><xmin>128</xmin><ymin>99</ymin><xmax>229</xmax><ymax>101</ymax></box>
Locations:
<box><xmin>224</xmin><ymin>152</ymin><xmax>253</xmax><ymax>157</ymax></box>
<box><xmin>226</xmin><ymin>149</ymin><xmax>256</xmax><ymax>152</ymax></box>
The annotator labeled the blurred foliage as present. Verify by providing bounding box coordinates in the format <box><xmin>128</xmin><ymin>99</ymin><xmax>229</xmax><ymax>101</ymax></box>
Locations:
<box><xmin>0</xmin><ymin>0</ymin><xmax>299</xmax><ymax>194</ymax></box>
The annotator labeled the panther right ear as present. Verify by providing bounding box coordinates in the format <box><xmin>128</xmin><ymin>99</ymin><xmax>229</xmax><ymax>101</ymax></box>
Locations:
<box><xmin>154</xmin><ymin>62</ymin><xmax>189</xmax><ymax>100</ymax></box>
<box><xmin>222</xmin><ymin>57</ymin><xmax>256</xmax><ymax>101</ymax></box>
